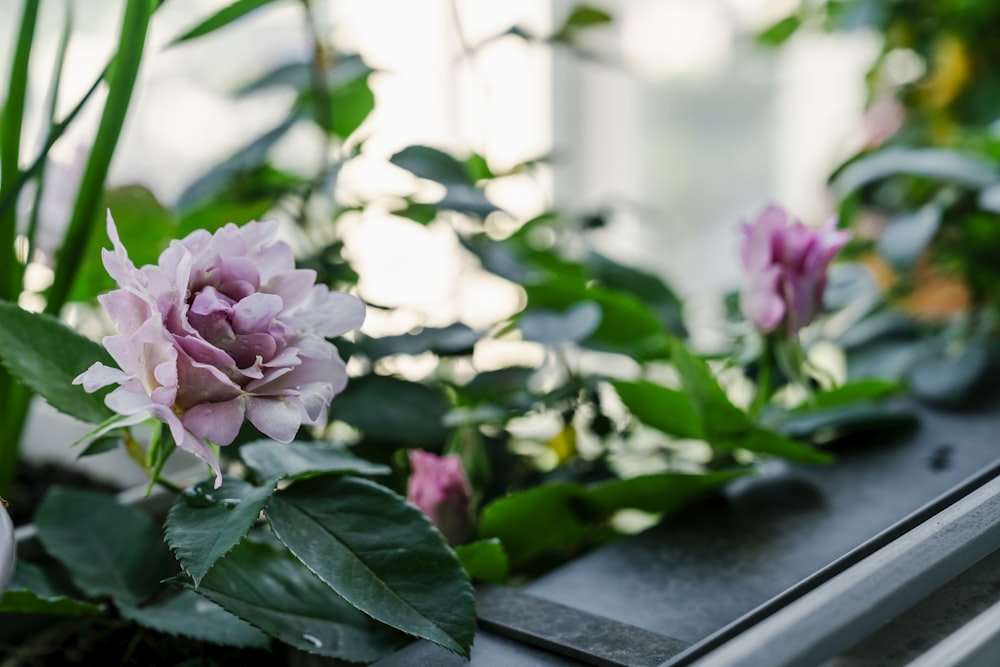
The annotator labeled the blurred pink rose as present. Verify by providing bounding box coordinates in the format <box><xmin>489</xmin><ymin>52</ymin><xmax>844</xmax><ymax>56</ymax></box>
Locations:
<box><xmin>407</xmin><ymin>451</ymin><xmax>472</xmax><ymax>545</ymax></box>
<box><xmin>739</xmin><ymin>204</ymin><xmax>850</xmax><ymax>335</ymax></box>
<box><xmin>74</xmin><ymin>213</ymin><xmax>365</xmax><ymax>487</ymax></box>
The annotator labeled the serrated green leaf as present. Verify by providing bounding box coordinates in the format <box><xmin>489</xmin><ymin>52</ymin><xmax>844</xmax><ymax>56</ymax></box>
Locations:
<box><xmin>120</xmin><ymin>589</ymin><xmax>270</xmax><ymax>648</ymax></box>
<box><xmin>0</xmin><ymin>302</ymin><xmax>113</xmax><ymax>423</ymax></box>
<box><xmin>239</xmin><ymin>440</ymin><xmax>390</xmax><ymax>481</ymax></box>
<box><xmin>612</xmin><ymin>380</ymin><xmax>703</xmax><ymax>439</ymax></box>
<box><xmin>177</xmin><ymin>538</ymin><xmax>406</xmax><ymax>661</ymax></box>
<box><xmin>390</xmin><ymin>145</ymin><xmax>472</xmax><ymax>186</ymax></box>
<box><xmin>169</xmin><ymin>0</ymin><xmax>279</xmax><ymax>45</ymax></box>
<box><xmin>265</xmin><ymin>476</ymin><xmax>475</xmax><ymax>657</ymax></box>
<box><xmin>454</xmin><ymin>538</ymin><xmax>508</xmax><ymax>584</ymax></box>
<box><xmin>35</xmin><ymin>487</ymin><xmax>169</xmax><ymax>605</ymax></box>
<box><xmin>164</xmin><ymin>475</ymin><xmax>278</xmax><ymax>586</ymax></box>
<box><xmin>0</xmin><ymin>563</ymin><xmax>103</xmax><ymax>615</ymax></box>
<box><xmin>586</xmin><ymin>470</ymin><xmax>749</xmax><ymax>515</ymax></box>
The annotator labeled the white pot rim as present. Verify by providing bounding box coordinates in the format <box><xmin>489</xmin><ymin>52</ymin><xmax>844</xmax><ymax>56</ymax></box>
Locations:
<box><xmin>0</xmin><ymin>501</ymin><xmax>14</xmax><ymax>593</ymax></box>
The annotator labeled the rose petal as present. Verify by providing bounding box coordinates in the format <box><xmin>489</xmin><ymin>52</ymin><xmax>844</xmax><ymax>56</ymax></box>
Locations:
<box><xmin>246</xmin><ymin>396</ymin><xmax>302</xmax><ymax>443</ymax></box>
<box><xmin>182</xmin><ymin>396</ymin><xmax>246</xmax><ymax>446</ymax></box>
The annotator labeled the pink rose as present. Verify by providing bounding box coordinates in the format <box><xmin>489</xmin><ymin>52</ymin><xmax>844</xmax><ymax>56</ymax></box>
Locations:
<box><xmin>407</xmin><ymin>451</ymin><xmax>472</xmax><ymax>546</ymax></box>
<box><xmin>739</xmin><ymin>204</ymin><xmax>850</xmax><ymax>335</ymax></box>
<box><xmin>74</xmin><ymin>213</ymin><xmax>365</xmax><ymax>487</ymax></box>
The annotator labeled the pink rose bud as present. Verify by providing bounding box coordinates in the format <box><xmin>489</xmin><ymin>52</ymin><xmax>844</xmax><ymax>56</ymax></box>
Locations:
<box><xmin>74</xmin><ymin>212</ymin><xmax>365</xmax><ymax>487</ymax></box>
<box><xmin>407</xmin><ymin>451</ymin><xmax>472</xmax><ymax>546</ymax></box>
<box><xmin>739</xmin><ymin>204</ymin><xmax>850</xmax><ymax>336</ymax></box>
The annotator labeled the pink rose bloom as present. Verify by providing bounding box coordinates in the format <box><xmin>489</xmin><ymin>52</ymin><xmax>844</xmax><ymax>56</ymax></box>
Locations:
<box><xmin>407</xmin><ymin>451</ymin><xmax>473</xmax><ymax>546</ymax></box>
<box><xmin>74</xmin><ymin>213</ymin><xmax>365</xmax><ymax>487</ymax></box>
<box><xmin>739</xmin><ymin>204</ymin><xmax>850</xmax><ymax>335</ymax></box>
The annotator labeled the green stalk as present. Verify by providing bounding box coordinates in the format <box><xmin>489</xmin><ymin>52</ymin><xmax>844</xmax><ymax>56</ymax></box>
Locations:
<box><xmin>26</xmin><ymin>0</ymin><xmax>74</xmax><ymax>260</ymax></box>
<box><xmin>45</xmin><ymin>0</ymin><xmax>156</xmax><ymax>315</ymax></box>
<box><xmin>749</xmin><ymin>336</ymin><xmax>775</xmax><ymax>420</ymax></box>
<box><xmin>0</xmin><ymin>66</ymin><xmax>105</xmax><ymax>225</ymax></box>
<box><xmin>0</xmin><ymin>0</ymin><xmax>39</xmax><ymax>300</ymax></box>
<box><xmin>0</xmin><ymin>0</ymin><xmax>40</xmax><ymax>496</ymax></box>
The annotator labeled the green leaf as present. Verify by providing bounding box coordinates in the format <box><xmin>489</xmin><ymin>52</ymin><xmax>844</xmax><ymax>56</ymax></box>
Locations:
<box><xmin>518</xmin><ymin>302</ymin><xmax>602</xmax><ymax>344</ymax></box>
<box><xmin>585</xmin><ymin>252</ymin><xmax>687</xmax><ymax>337</ymax></box>
<box><xmin>717</xmin><ymin>426</ymin><xmax>833</xmax><ymax>464</ymax></box>
<box><xmin>454</xmin><ymin>539</ymin><xmax>508</xmax><ymax>584</ymax></box>
<box><xmin>177</xmin><ymin>115</ymin><xmax>299</xmax><ymax>211</ymax></box>
<box><xmin>586</xmin><ymin>469</ymin><xmax>749</xmax><ymax>515</ymax></box>
<box><xmin>554</xmin><ymin>4</ymin><xmax>613</xmax><ymax>41</ymax></box>
<box><xmin>777</xmin><ymin>403</ymin><xmax>915</xmax><ymax>441</ymax></box>
<box><xmin>464</xmin><ymin>153</ymin><xmax>493</xmax><ymax>181</ymax></box>
<box><xmin>831</xmin><ymin>148</ymin><xmax>998</xmax><ymax>198</ymax></box>
<box><xmin>358</xmin><ymin>323</ymin><xmax>480</xmax><ymax>360</ymax></box>
<box><xmin>327</xmin><ymin>73</ymin><xmax>375</xmax><ymax>139</ymax></box>
<box><xmin>329</xmin><ymin>375</ymin><xmax>451</xmax><ymax>445</ymax></box>
<box><xmin>164</xmin><ymin>475</ymin><xmax>279</xmax><ymax>586</ymax></box>
<box><xmin>809</xmin><ymin>379</ymin><xmax>903</xmax><ymax>409</ymax></box>
<box><xmin>877</xmin><ymin>206</ymin><xmax>941</xmax><ymax>270</ymax></box>
<box><xmin>120</xmin><ymin>589</ymin><xmax>270</xmax><ymax>648</ymax></box>
<box><xmin>0</xmin><ymin>563</ymin><xmax>103</xmax><ymax>615</ymax></box>
<box><xmin>757</xmin><ymin>15</ymin><xmax>801</xmax><ymax>46</ymax></box>
<box><xmin>265</xmin><ymin>476</ymin><xmax>475</xmax><ymax>657</ymax></box>
<box><xmin>0</xmin><ymin>302</ymin><xmax>113</xmax><ymax>423</ymax></box>
<box><xmin>390</xmin><ymin>145</ymin><xmax>472</xmax><ymax>186</ymax></box>
<box><xmin>170</xmin><ymin>0</ymin><xmax>279</xmax><ymax>45</ymax></box>
<box><xmin>391</xmin><ymin>201</ymin><xmax>437</xmax><ymax>225</ymax></box>
<box><xmin>438</xmin><ymin>185</ymin><xmax>499</xmax><ymax>216</ymax></box>
<box><xmin>239</xmin><ymin>440</ymin><xmax>390</xmax><ymax>481</ymax></box>
<box><xmin>177</xmin><ymin>538</ymin><xmax>406</xmax><ymax>661</ymax></box>
<box><xmin>564</xmin><ymin>4</ymin><xmax>613</xmax><ymax>28</ymax></box>
<box><xmin>35</xmin><ymin>487</ymin><xmax>168</xmax><ymax>605</ymax></box>
<box><xmin>525</xmin><ymin>278</ymin><xmax>672</xmax><ymax>359</ymax></box>
<box><xmin>670</xmin><ymin>340</ymin><xmax>750</xmax><ymax>436</ymax></box>
<box><xmin>611</xmin><ymin>379</ymin><xmax>703</xmax><ymax>440</ymax></box>
<box><xmin>478</xmin><ymin>483</ymin><xmax>590</xmax><ymax>568</ymax></box>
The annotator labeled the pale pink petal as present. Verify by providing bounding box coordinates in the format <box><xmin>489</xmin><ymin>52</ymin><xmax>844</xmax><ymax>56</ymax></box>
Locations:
<box><xmin>246</xmin><ymin>396</ymin><xmax>302</xmax><ymax>442</ymax></box>
<box><xmin>182</xmin><ymin>396</ymin><xmax>246</xmax><ymax>446</ymax></box>
<box><xmin>73</xmin><ymin>362</ymin><xmax>130</xmax><ymax>391</ymax></box>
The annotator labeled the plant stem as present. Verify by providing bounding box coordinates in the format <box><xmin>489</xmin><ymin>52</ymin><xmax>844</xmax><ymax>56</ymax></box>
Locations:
<box><xmin>25</xmin><ymin>0</ymin><xmax>74</xmax><ymax>261</ymax></box>
<box><xmin>0</xmin><ymin>0</ymin><xmax>40</xmax><ymax>496</ymax></box>
<box><xmin>0</xmin><ymin>0</ymin><xmax>39</xmax><ymax>301</ymax></box>
<box><xmin>45</xmin><ymin>0</ymin><xmax>156</xmax><ymax>315</ymax></box>
<box><xmin>750</xmin><ymin>336</ymin><xmax>774</xmax><ymax>419</ymax></box>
